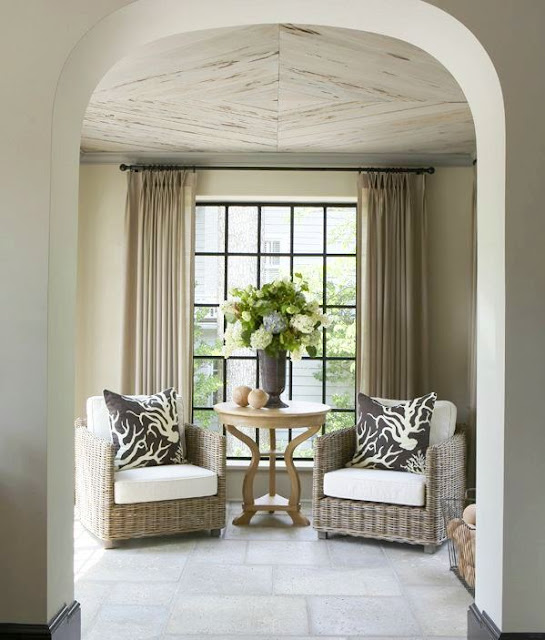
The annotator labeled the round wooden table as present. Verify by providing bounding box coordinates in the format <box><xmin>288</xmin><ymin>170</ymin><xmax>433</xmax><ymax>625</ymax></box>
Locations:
<box><xmin>214</xmin><ymin>401</ymin><xmax>330</xmax><ymax>526</ymax></box>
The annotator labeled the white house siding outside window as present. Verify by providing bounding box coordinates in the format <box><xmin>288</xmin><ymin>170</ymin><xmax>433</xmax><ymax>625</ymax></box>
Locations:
<box><xmin>193</xmin><ymin>203</ymin><xmax>357</xmax><ymax>459</ymax></box>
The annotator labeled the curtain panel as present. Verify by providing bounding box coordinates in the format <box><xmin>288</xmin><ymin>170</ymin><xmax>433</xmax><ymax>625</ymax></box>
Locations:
<box><xmin>357</xmin><ymin>171</ymin><xmax>429</xmax><ymax>399</ymax></box>
<box><xmin>121</xmin><ymin>169</ymin><xmax>196</xmax><ymax>421</ymax></box>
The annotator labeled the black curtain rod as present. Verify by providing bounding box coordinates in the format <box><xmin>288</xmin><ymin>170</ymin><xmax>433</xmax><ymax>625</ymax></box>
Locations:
<box><xmin>119</xmin><ymin>163</ymin><xmax>434</xmax><ymax>175</ymax></box>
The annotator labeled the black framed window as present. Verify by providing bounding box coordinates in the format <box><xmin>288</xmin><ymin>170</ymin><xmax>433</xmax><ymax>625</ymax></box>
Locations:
<box><xmin>192</xmin><ymin>202</ymin><xmax>357</xmax><ymax>460</ymax></box>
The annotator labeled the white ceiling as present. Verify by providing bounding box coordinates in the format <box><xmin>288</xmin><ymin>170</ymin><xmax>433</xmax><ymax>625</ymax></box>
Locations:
<box><xmin>81</xmin><ymin>24</ymin><xmax>475</xmax><ymax>163</ymax></box>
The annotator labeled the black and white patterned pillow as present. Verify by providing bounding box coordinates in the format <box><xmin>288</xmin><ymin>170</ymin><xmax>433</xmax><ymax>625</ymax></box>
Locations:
<box><xmin>104</xmin><ymin>388</ymin><xmax>185</xmax><ymax>471</ymax></box>
<box><xmin>347</xmin><ymin>392</ymin><xmax>437</xmax><ymax>474</ymax></box>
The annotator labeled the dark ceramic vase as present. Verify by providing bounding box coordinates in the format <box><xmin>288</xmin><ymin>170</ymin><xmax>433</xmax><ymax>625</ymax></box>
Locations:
<box><xmin>258</xmin><ymin>350</ymin><xmax>288</xmax><ymax>409</ymax></box>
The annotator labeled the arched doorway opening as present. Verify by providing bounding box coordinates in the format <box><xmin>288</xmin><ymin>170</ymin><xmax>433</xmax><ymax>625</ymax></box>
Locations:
<box><xmin>48</xmin><ymin>0</ymin><xmax>505</xmax><ymax>630</ymax></box>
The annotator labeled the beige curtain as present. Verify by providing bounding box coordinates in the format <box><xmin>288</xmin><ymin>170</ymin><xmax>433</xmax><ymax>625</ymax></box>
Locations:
<box><xmin>357</xmin><ymin>171</ymin><xmax>429</xmax><ymax>399</ymax></box>
<box><xmin>121</xmin><ymin>169</ymin><xmax>196</xmax><ymax>422</ymax></box>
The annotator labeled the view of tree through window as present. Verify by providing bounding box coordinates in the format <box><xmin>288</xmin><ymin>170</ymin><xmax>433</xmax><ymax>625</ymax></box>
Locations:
<box><xmin>193</xmin><ymin>203</ymin><xmax>357</xmax><ymax>459</ymax></box>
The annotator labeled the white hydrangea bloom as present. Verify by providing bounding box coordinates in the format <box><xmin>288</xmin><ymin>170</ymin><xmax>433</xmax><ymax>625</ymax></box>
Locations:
<box><xmin>221</xmin><ymin>300</ymin><xmax>238</xmax><ymax>317</ymax></box>
<box><xmin>222</xmin><ymin>321</ymin><xmax>245</xmax><ymax>358</ymax></box>
<box><xmin>290</xmin><ymin>313</ymin><xmax>315</xmax><ymax>334</ymax></box>
<box><xmin>303</xmin><ymin>329</ymin><xmax>322</xmax><ymax>348</ymax></box>
<box><xmin>241</xmin><ymin>311</ymin><xmax>252</xmax><ymax>322</ymax></box>
<box><xmin>290</xmin><ymin>347</ymin><xmax>303</xmax><ymax>361</ymax></box>
<box><xmin>250</xmin><ymin>326</ymin><xmax>273</xmax><ymax>350</ymax></box>
<box><xmin>318</xmin><ymin>312</ymin><xmax>331</xmax><ymax>328</ymax></box>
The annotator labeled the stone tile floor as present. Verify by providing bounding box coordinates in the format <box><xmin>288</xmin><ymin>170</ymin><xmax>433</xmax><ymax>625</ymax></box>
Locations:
<box><xmin>75</xmin><ymin>502</ymin><xmax>472</xmax><ymax>640</ymax></box>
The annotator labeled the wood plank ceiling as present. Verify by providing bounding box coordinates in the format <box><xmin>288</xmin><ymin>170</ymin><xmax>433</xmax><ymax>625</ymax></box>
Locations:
<box><xmin>81</xmin><ymin>24</ymin><xmax>475</xmax><ymax>158</ymax></box>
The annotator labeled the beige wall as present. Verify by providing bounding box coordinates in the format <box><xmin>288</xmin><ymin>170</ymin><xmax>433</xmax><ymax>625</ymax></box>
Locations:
<box><xmin>76</xmin><ymin>165</ymin><xmax>474</xmax><ymax>423</ymax></box>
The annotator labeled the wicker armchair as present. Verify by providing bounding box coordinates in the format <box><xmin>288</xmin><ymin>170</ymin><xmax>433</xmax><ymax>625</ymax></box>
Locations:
<box><xmin>313</xmin><ymin>424</ymin><xmax>466</xmax><ymax>552</ymax></box>
<box><xmin>75</xmin><ymin>419</ymin><xmax>226</xmax><ymax>547</ymax></box>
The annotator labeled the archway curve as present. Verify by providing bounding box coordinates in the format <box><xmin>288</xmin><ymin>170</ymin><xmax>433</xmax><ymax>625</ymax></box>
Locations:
<box><xmin>49</xmin><ymin>0</ymin><xmax>505</xmax><ymax>626</ymax></box>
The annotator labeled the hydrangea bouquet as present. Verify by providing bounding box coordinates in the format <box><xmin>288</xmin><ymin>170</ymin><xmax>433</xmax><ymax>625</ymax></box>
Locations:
<box><xmin>221</xmin><ymin>274</ymin><xmax>330</xmax><ymax>361</ymax></box>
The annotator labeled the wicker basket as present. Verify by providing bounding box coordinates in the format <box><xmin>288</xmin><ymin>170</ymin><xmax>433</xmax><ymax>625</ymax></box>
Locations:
<box><xmin>442</xmin><ymin>489</ymin><xmax>476</xmax><ymax>595</ymax></box>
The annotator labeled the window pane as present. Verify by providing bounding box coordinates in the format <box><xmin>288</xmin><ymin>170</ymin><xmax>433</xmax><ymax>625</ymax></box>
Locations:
<box><xmin>261</xmin><ymin>206</ymin><xmax>290</xmax><ymax>253</ymax></box>
<box><xmin>260</xmin><ymin>256</ymin><xmax>290</xmax><ymax>285</ymax></box>
<box><xmin>227</xmin><ymin>256</ymin><xmax>257</xmax><ymax>294</ymax></box>
<box><xmin>294</xmin><ymin>206</ymin><xmax>323</xmax><ymax>253</ymax></box>
<box><xmin>327</xmin><ymin>206</ymin><xmax>356</xmax><ymax>254</ymax></box>
<box><xmin>292</xmin><ymin>359</ymin><xmax>323</xmax><ymax>403</ymax></box>
<box><xmin>227</xmin><ymin>427</ymin><xmax>256</xmax><ymax>458</ymax></box>
<box><xmin>293</xmin><ymin>256</ymin><xmax>323</xmax><ymax>301</ymax></box>
<box><xmin>325</xmin><ymin>360</ymin><xmax>355</xmax><ymax>409</ymax></box>
<box><xmin>226</xmin><ymin>358</ymin><xmax>257</xmax><ymax>401</ymax></box>
<box><xmin>326</xmin><ymin>256</ymin><xmax>356</xmax><ymax>306</ymax></box>
<box><xmin>193</xmin><ymin>409</ymin><xmax>220</xmax><ymax>432</ymax></box>
<box><xmin>228</xmin><ymin>206</ymin><xmax>258</xmax><ymax>253</ymax></box>
<box><xmin>194</xmin><ymin>307</ymin><xmax>223</xmax><ymax>356</ymax></box>
<box><xmin>325</xmin><ymin>411</ymin><xmax>356</xmax><ymax>433</ymax></box>
<box><xmin>326</xmin><ymin>308</ymin><xmax>356</xmax><ymax>357</ymax></box>
<box><xmin>260</xmin><ymin>428</ymin><xmax>289</xmax><ymax>456</ymax></box>
<box><xmin>193</xmin><ymin>358</ymin><xmax>223</xmax><ymax>408</ymax></box>
<box><xmin>195</xmin><ymin>205</ymin><xmax>225</xmax><ymax>253</ymax></box>
<box><xmin>293</xmin><ymin>427</ymin><xmax>317</xmax><ymax>459</ymax></box>
<box><xmin>195</xmin><ymin>256</ymin><xmax>225</xmax><ymax>304</ymax></box>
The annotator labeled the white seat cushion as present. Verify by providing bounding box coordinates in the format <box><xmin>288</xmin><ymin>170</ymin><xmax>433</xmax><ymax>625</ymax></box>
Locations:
<box><xmin>375</xmin><ymin>397</ymin><xmax>456</xmax><ymax>445</ymax></box>
<box><xmin>323</xmin><ymin>467</ymin><xmax>426</xmax><ymax>507</ymax></box>
<box><xmin>114</xmin><ymin>464</ymin><xmax>217</xmax><ymax>505</ymax></box>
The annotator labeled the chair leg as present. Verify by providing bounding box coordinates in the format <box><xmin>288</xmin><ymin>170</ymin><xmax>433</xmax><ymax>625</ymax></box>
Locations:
<box><xmin>424</xmin><ymin>544</ymin><xmax>437</xmax><ymax>554</ymax></box>
<box><xmin>103</xmin><ymin>539</ymin><xmax>118</xmax><ymax>549</ymax></box>
<box><xmin>317</xmin><ymin>531</ymin><xmax>328</xmax><ymax>540</ymax></box>
<box><xmin>210</xmin><ymin>528</ymin><xmax>222</xmax><ymax>537</ymax></box>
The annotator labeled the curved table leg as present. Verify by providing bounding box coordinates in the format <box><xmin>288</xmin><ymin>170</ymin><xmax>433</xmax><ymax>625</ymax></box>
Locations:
<box><xmin>225</xmin><ymin>424</ymin><xmax>260</xmax><ymax>526</ymax></box>
<box><xmin>284</xmin><ymin>425</ymin><xmax>321</xmax><ymax>526</ymax></box>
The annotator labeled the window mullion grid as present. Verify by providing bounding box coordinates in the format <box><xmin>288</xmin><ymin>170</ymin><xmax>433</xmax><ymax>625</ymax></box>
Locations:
<box><xmin>193</xmin><ymin>202</ymin><xmax>358</xmax><ymax>458</ymax></box>
<box><xmin>288</xmin><ymin>204</ymin><xmax>295</xmax><ymax>445</ymax></box>
<box><xmin>222</xmin><ymin>207</ymin><xmax>229</xmax><ymax>411</ymax></box>
<box><xmin>256</xmin><ymin>205</ymin><xmax>262</xmax><ymax>452</ymax></box>
<box><xmin>322</xmin><ymin>206</ymin><xmax>328</xmax><ymax>435</ymax></box>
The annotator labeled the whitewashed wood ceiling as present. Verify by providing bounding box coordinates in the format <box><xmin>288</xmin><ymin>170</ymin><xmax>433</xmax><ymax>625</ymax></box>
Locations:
<box><xmin>81</xmin><ymin>24</ymin><xmax>475</xmax><ymax>159</ymax></box>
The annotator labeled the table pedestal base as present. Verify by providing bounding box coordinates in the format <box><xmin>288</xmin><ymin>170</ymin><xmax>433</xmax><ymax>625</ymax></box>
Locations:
<box><xmin>226</xmin><ymin>423</ymin><xmax>320</xmax><ymax>527</ymax></box>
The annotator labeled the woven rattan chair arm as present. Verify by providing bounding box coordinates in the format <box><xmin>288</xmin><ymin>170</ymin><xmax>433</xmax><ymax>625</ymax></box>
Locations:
<box><xmin>313</xmin><ymin>426</ymin><xmax>356</xmax><ymax>500</ymax></box>
<box><xmin>185</xmin><ymin>424</ymin><xmax>226</xmax><ymax>475</ymax></box>
<box><xmin>426</xmin><ymin>428</ymin><xmax>467</xmax><ymax>506</ymax></box>
<box><xmin>74</xmin><ymin>421</ymin><xmax>115</xmax><ymax>512</ymax></box>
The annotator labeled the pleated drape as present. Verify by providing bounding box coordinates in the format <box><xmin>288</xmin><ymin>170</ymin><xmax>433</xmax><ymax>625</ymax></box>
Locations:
<box><xmin>121</xmin><ymin>169</ymin><xmax>196</xmax><ymax>422</ymax></box>
<box><xmin>357</xmin><ymin>171</ymin><xmax>429</xmax><ymax>399</ymax></box>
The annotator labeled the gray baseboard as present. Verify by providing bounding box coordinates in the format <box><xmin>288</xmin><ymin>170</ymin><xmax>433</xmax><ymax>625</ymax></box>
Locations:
<box><xmin>0</xmin><ymin>602</ymin><xmax>80</xmax><ymax>639</ymax></box>
<box><xmin>468</xmin><ymin>604</ymin><xmax>545</xmax><ymax>640</ymax></box>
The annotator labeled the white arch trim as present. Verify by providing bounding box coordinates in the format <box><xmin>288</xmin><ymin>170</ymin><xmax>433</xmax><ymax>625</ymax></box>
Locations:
<box><xmin>50</xmin><ymin>0</ymin><xmax>505</xmax><ymax>625</ymax></box>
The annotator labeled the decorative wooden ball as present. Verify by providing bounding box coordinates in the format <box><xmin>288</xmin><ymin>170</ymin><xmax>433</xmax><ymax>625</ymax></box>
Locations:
<box><xmin>447</xmin><ymin>517</ymin><xmax>464</xmax><ymax>539</ymax></box>
<box><xmin>233</xmin><ymin>385</ymin><xmax>252</xmax><ymax>407</ymax></box>
<box><xmin>463</xmin><ymin>503</ymin><xmax>476</xmax><ymax>526</ymax></box>
<box><xmin>248</xmin><ymin>388</ymin><xmax>269</xmax><ymax>409</ymax></box>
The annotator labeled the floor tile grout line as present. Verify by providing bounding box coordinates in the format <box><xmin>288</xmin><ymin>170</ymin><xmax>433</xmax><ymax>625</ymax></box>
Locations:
<box><xmin>381</xmin><ymin>542</ymin><xmax>427</xmax><ymax>639</ymax></box>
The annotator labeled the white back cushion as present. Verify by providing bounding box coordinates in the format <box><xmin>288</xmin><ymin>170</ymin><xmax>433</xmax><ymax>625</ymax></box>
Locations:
<box><xmin>86</xmin><ymin>394</ymin><xmax>186</xmax><ymax>442</ymax></box>
<box><xmin>374</xmin><ymin>397</ymin><xmax>457</xmax><ymax>446</ymax></box>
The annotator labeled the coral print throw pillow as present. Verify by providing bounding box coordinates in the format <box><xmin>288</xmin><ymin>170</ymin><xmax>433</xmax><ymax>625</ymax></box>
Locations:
<box><xmin>104</xmin><ymin>388</ymin><xmax>184</xmax><ymax>471</ymax></box>
<box><xmin>347</xmin><ymin>392</ymin><xmax>437</xmax><ymax>474</ymax></box>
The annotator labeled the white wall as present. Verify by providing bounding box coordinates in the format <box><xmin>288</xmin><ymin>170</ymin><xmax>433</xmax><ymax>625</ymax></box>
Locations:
<box><xmin>76</xmin><ymin>166</ymin><xmax>474</xmax><ymax>422</ymax></box>
<box><xmin>3</xmin><ymin>0</ymin><xmax>545</xmax><ymax>631</ymax></box>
